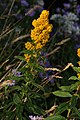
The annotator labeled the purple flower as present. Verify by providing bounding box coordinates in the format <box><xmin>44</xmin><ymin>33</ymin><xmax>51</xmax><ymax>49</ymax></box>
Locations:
<box><xmin>39</xmin><ymin>60</ymin><xmax>44</xmax><ymax>66</ymax></box>
<box><xmin>27</xmin><ymin>11</ymin><xmax>35</xmax><ymax>17</ymax></box>
<box><xmin>20</xmin><ymin>0</ymin><xmax>29</xmax><ymax>7</ymax></box>
<box><xmin>62</xmin><ymin>9</ymin><xmax>66</xmax><ymax>14</ymax></box>
<box><xmin>39</xmin><ymin>72</ymin><xmax>44</xmax><ymax>78</ymax></box>
<box><xmin>7</xmin><ymin>80</ymin><xmax>15</xmax><ymax>86</ymax></box>
<box><xmin>50</xmin><ymin>78</ymin><xmax>55</xmax><ymax>83</ymax></box>
<box><xmin>77</xmin><ymin>5</ymin><xmax>80</xmax><ymax>15</ymax></box>
<box><xmin>56</xmin><ymin>8</ymin><xmax>61</xmax><ymax>13</ymax></box>
<box><xmin>63</xmin><ymin>3</ymin><xmax>70</xmax><ymax>9</ymax></box>
<box><xmin>29</xmin><ymin>115</ymin><xmax>44</xmax><ymax>120</ymax></box>
<box><xmin>25</xmin><ymin>8</ymin><xmax>36</xmax><ymax>17</ymax></box>
<box><xmin>15</xmin><ymin>14</ymin><xmax>23</xmax><ymax>20</ymax></box>
<box><xmin>12</xmin><ymin>69</ymin><xmax>22</xmax><ymax>77</ymax></box>
<box><xmin>26</xmin><ymin>5</ymin><xmax>43</xmax><ymax>17</ymax></box>
<box><xmin>75</xmin><ymin>44</ymin><xmax>80</xmax><ymax>50</ymax></box>
<box><xmin>44</xmin><ymin>59</ymin><xmax>51</xmax><ymax>68</ymax></box>
<box><xmin>40</xmin><ymin>51</ymin><xmax>47</xmax><ymax>56</ymax></box>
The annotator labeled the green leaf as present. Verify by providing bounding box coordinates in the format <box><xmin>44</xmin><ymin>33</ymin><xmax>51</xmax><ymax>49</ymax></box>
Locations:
<box><xmin>73</xmin><ymin>107</ymin><xmax>80</xmax><ymax>118</ymax></box>
<box><xmin>70</xmin><ymin>82</ymin><xmax>80</xmax><ymax>91</ymax></box>
<box><xmin>6</xmin><ymin>111</ymin><xmax>16</xmax><ymax>120</ymax></box>
<box><xmin>12</xmin><ymin>86</ymin><xmax>21</xmax><ymax>91</ymax></box>
<box><xmin>36</xmin><ymin>65</ymin><xmax>44</xmax><ymax>72</ymax></box>
<box><xmin>11</xmin><ymin>76</ymin><xmax>24</xmax><ymax>82</ymax></box>
<box><xmin>69</xmin><ymin>76</ymin><xmax>79</xmax><ymax>81</ymax></box>
<box><xmin>32</xmin><ymin>105</ymin><xmax>45</xmax><ymax>115</ymax></box>
<box><xmin>59</xmin><ymin>86</ymin><xmax>71</xmax><ymax>92</ymax></box>
<box><xmin>45</xmin><ymin>115</ymin><xmax>66</xmax><ymax>120</ymax></box>
<box><xmin>21</xmin><ymin>49</ymin><xmax>32</xmax><ymax>54</ymax></box>
<box><xmin>16</xmin><ymin>105</ymin><xmax>23</xmax><ymax>120</ymax></box>
<box><xmin>15</xmin><ymin>56</ymin><xmax>25</xmax><ymax>61</ymax></box>
<box><xmin>32</xmin><ymin>82</ymin><xmax>44</xmax><ymax>92</ymax></box>
<box><xmin>53</xmin><ymin>91</ymin><xmax>72</xmax><ymax>97</ymax></box>
<box><xmin>20</xmin><ymin>50</ymin><xmax>28</xmax><ymax>54</ymax></box>
<box><xmin>72</xmin><ymin>67</ymin><xmax>80</xmax><ymax>73</ymax></box>
<box><xmin>55</xmin><ymin>102</ymin><xmax>69</xmax><ymax>115</ymax></box>
<box><xmin>29</xmin><ymin>62</ymin><xmax>44</xmax><ymax>72</ymax></box>
<box><xmin>13</xmin><ymin>95</ymin><xmax>21</xmax><ymax>104</ymax></box>
<box><xmin>70</xmin><ymin>96</ymin><xmax>78</xmax><ymax>108</ymax></box>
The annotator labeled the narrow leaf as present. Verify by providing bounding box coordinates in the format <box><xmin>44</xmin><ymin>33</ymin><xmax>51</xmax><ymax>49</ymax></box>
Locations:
<box><xmin>45</xmin><ymin>115</ymin><xmax>66</xmax><ymax>120</ymax></box>
<box><xmin>69</xmin><ymin>76</ymin><xmax>79</xmax><ymax>81</ymax></box>
<box><xmin>15</xmin><ymin>56</ymin><xmax>25</xmax><ymax>61</ymax></box>
<box><xmin>73</xmin><ymin>107</ymin><xmax>80</xmax><ymax>118</ymax></box>
<box><xmin>59</xmin><ymin>86</ymin><xmax>71</xmax><ymax>92</ymax></box>
<box><xmin>55</xmin><ymin>102</ymin><xmax>69</xmax><ymax>115</ymax></box>
<box><xmin>72</xmin><ymin>67</ymin><xmax>80</xmax><ymax>73</ymax></box>
<box><xmin>53</xmin><ymin>91</ymin><xmax>72</xmax><ymax>97</ymax></box>
<box><xmin>13</xmin><ymin>95</ymin><xmax>21</xmax><ymax>104</ymax></box>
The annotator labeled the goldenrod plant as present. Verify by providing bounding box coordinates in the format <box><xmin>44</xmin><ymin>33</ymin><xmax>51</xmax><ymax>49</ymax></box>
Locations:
<box><xmin>0</xmin><ymin>0</ymin><xmax>80</xmax><ymax>120</ymax></box>
<box><xmin>24</xmin><ymin>10</ymin><xmax>53</xmax><ymax>63</ymax></box>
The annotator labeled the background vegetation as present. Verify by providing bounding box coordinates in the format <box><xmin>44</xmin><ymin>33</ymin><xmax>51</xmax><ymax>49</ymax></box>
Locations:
<box><xmin>0</xmin><ymin>0</ymin><xmax>80</xmax><ymax>120</ymax></box>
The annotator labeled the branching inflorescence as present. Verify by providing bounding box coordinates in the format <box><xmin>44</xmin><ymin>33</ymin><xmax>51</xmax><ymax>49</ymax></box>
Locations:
<box><xmin>24</xmin><ymin>10</ymin><xmax>53</xmax><ymax>62</ymax></box>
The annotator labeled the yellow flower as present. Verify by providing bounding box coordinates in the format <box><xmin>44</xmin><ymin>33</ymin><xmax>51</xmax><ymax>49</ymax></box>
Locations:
<box><xmin>24</xmin><ymin>54</ymin><xmax>31</xmax><ymax>62</ymax></box>
<box><xmin>42</xmin><ymin>30</ymin><xmax>48</xmax><ymax>34</ymax></box>
<box><xmin>77</xmin><ymin>48</ymin><xmax>80</xmax><ymax>57</ymax></box>
<box><xmin>38</xmin><ymin>25</ymin><xmax>44</xmax><ymax>30</ymax></box>
<box><xmin>42</xmin><ymin>39</ymin><xmax>48</xmax><ymax>45</ymax></box>
<box><xmin>25</xmin><ymin>42</ymin><xmax>35</xmax><ymax>50</ymax></box>
<box><xmin>31</xmin><ymin>10</ymin><xmax>53</xmax><ymax>49</ymax></box>
<box><xmin>25</xmin><ymin>42</ymin><xmax>32</xmax><ymax>50</ymax></box>
<box><xmin>40</xmin><ymin>10</ymin><xmax>49</xmax><ymax>19</ymax></box>
<box><xmin>31</xmin><ymin>46</ymin><xmax>35</xmax><ymax>50</ymax></box>
<box><xmin>47</xmin><ymin>24</ymin><xmax>53</xmax><ymax>32</ymax></box>
<box><xmin>31</xmin><ymin>28</ymin><xmax>41</xmax><ymax>41</ymax></box>
<box><xmin>32</xmin><ymin>19</ymin><xmax>37</xmax><ymax>27</ymax></box>
<box><xmin>37</xmin><ymin>18</ymin><xmax>49</xmax><ymax>26</ymax></box>
<box><xmin>39</xmin><ymin>33</ymin><xmax>44</xmax><ymax>40</ymax></box>
<box><xmin>77</xmin><ymin>61</ymin><xmax>80</xmax><ymax>66</ymax></box>
<box><xmin>24</xmin><ymin>10</ymin><xmax>53</xmax><ymax>63</ymax></box>
<box><xmin>33</xmin><ymin>54</ymin><xmax>37</xmax><ymax>58</ymax></box>
<box><xmin>36</xmin><ymin>43</ymin><xmax>43</xmax><ymax>50</ymax></box>
<box><xmin>77</xmin><ymin>73</ymin><xmax>80</xmax><ymax>79</ymax></box>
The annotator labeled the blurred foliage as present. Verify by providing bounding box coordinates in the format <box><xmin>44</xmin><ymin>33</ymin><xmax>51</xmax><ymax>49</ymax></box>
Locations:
<box><xmin>0</xmin><ymin>0</ymin><xmax>80</xmax><ymax>120</ymax></box>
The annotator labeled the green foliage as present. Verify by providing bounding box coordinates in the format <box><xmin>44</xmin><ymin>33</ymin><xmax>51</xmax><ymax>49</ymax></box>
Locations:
<box><xmin>53</xmin><ymin>91</ymin><xmax>72</xmax><ymax>97</ymax></box>
<box><xmin>72</xmin><ymin>67</ymin><xmax>80</xmax><ymax>73</ymax></box>
<box><xmin>69</xmin><ymin>76</ymin><xmax>79</xmax><ymax>81</ymax></box>
<box><xmin>51</xmin><ymin>65</ymin><xmax>80</xmax><ymax>119</ymax></box>
<box><xmin>54</xmin><ymin>102</ymin><xmax>69</xmax><ymax>115</ymax></box>
<box><xmin>0</xmin><ymin>0</ymin><xmax>80</xmax><ymax>120</ymax></box>
<box><xmin>45</xmin><ymin>115</ymin><xmax>66</xmax><ymax>120</ymax></box>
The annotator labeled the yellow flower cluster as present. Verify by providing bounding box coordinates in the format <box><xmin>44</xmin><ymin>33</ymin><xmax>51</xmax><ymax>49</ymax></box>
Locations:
<box><xmin>77</xmin><ymin>48</ymin><xmax>80</xmax><ymax>79</ymax></box>
<box><xmin>77</xmin><ymin>73</ymin><xmax>80</xmax><ymax>79</ymax></box>
<box><xmin>24</xmin><ymin>10</ymin><xmax>53</xmax><ymax>62</ymax></box>
<box><xmin>24</xmin><ymin>54</ymin><xmax>31</xmax><ymax>63</ymax></box>
<box><xmin>25</xmin><ymin>42</ymin><xmax>35</xmax><ymax>50</ymax></box>
<box><xmin>31</xmin><ymin>10</ymin><xmax>53</xmax><ymax>48</ymax></box>
<box><xmin>77</xmin><ymin>48</ymin><xmax>80</xmax><ymax>58</ymax></box>
<box><xmin>77</xmin><ymin>61</ymin><xmax>80</xmax><ymax>66</ymax></box>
